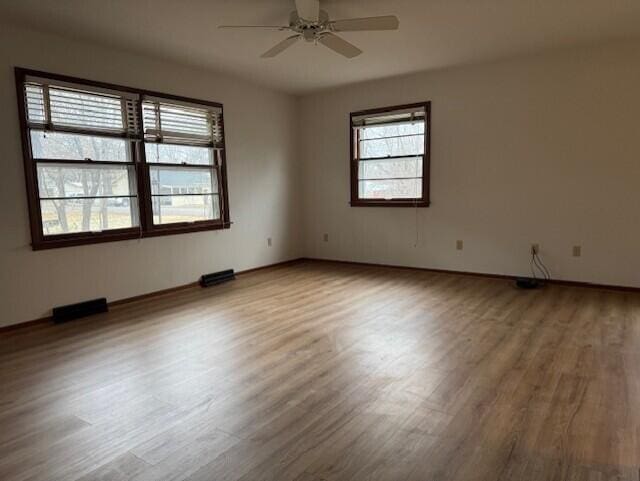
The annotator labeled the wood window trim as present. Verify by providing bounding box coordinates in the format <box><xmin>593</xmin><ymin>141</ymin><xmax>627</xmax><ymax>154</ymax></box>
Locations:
<box><xmin>15</xmin><ymin>67</ymin><xmax>231</xmax><ymax>250</ymax></box>
<box><xmin>349</xmin><ymin>101</ymin><xmax>431</xmax><ymax>207</ymax></box>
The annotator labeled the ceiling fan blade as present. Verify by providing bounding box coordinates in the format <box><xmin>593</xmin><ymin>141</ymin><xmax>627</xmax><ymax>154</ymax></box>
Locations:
<box><xmin>331</xmin><ymin>15</ymin><xmax>399</xmax><ymax>32</ymax></box>
<box><xmin>261</xmin><ymin>35</ymin><xmax>301</xmax><ymax>58</ymax></box>
<box><xmin>318</xmin><ymin>33</ymin><xmax>362</xmax><ymax>59</ymax></box>
<box><xmin>218</xmin><ymin>25</ymin><xmax>289</xmax><ymax>30</ymax></box>
<box><xmin>295</xmin><ymin>0</ymin><xmax>320</xmax><ymax>22</ymax></box>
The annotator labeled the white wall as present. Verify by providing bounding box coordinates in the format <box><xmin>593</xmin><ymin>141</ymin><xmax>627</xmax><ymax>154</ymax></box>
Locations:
<box><xmin>2</xmin><ymin>28</ymin><xmax>639</xmax><ymax>328</ymax></box>
<box><xmin>0</xmin><ymin>25</ymin><xmax>302</xmax><ymax>327</ymax></box>
<box><xmin>300</xmin><ymin>41</ymin><xmax>640</xmax><ymax>288</ymax></box>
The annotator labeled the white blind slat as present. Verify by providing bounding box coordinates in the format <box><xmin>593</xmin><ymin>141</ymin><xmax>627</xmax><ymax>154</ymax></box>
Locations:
<box><xmin>25</xmin><ymin>85</ymin><xmax>47</xmax><ymax>123</ymax></box>
<box><xmin>49</xmin><ymin>87</ymin><xmax>123</xmax><ymax>131</ymax></box>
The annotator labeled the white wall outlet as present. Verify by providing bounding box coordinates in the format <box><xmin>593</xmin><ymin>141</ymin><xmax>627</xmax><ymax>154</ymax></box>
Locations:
<box><xmin>267</xmin><ymin>237</ymin><xmax>272</xmax><ymax>247</ymax></box>
<box><xmin>573</xmin><ymin>245</ymin><xmax>581</xmax><ymax>257</ymax></box>
<box><xmin>323</xmin><ymin>233</ymin><xmax>329</xmax><ymax>242</ymax></box>
<box><xmin>456</xmin><ymin>240</ymin><xmax>463</xmax><ymax>250</ymax></box>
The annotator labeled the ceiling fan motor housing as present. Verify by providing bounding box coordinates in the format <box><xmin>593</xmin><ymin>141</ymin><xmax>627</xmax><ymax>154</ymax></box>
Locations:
<box><xmin>290</xmin><ymin>9</ymin><xmax>330</xmax><ymax>41</ymax></box>
<box><xmin>302</xmin><ymin>28</ymin><xmax>317</xmax><ymax>42</ymax></box>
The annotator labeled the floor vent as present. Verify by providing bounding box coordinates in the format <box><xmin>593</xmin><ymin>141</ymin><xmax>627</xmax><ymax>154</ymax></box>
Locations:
<box><xmin>52</xmin><ymin>298</ymin><xmax>108</xmax><ymax>323</ymax></box>
<box><xmin>200</xmin><ymin>269</ymin><xmax>235</xmax><ymax>288</ymax></box>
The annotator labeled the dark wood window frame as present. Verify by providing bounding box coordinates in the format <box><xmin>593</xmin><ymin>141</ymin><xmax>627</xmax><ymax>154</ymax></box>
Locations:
<box><xmin>15</xmin><ymin>67</ymin><xmax>231</xmax><ymax>250</ymax></box>
<box><xmin>350</xmin><ymin>101</ymin><xmax>431</xmax><ymax>207</ymax></box>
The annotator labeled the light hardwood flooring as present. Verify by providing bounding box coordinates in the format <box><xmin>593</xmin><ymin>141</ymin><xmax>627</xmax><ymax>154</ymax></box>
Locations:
<box><xmin>1</xmin><ymin>260</ymin><xmax>639</xmax><ymax>481</ymax></box>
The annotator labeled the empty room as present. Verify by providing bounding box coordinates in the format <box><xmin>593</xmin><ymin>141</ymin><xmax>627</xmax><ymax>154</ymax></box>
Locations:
<box><xmin>1</xmin><ymin>1</ymin><xmax>640</xmax><ymax>480</ymax></box>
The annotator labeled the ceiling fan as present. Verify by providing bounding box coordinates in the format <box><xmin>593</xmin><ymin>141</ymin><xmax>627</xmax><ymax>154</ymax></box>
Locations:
<box><xmin>218</xmin><ymin>0</ymin><xmax>399</xmax><ymax>59</ymax></box>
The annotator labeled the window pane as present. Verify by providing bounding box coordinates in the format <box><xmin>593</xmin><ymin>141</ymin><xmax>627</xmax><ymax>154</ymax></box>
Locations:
<box><xmin>145</xmin><ymin>143</ymin><xmax>213</xmax><ymax>165</ymax></box>
<box><xmin>30</xmin><ymin>131</ymin><xmax>129</xmax><ymax>161</ymax></box>
<box><xmin>152</xmin><ymin>194</ymin><xmax>219</xmax><ymax>225</ymax></box>
<box><xmin>40</xmin><ymin>198</ymin><xmax>138</xmax><ymax>235</ymax></box>
<box><xmin>359</xmin><ymin>122</ymin><xmax>424</xmax><ymax>140</ymax></box>
<box><xmin>359</xmin><ymin>179</ymin><xmax>422</xmax><ymax>200</ymax></box>
<box><xmin>359</xmin><ymin>134</ymin><xmax>424</xmax><ymax>158</ymax></box>
<box><xmin>358</xmin><ymin>157</ymin><xmax>422</xmax><ymax>180</ymax></box>
<box><xmin>37</xmin><ymin>163</ymin><xmax>136</xmax><ymax>199</ymax></box>
<box><xmin>149</xmin><ymin>167</ymin><xmax>217</xmax><ymax>195</ymax></box>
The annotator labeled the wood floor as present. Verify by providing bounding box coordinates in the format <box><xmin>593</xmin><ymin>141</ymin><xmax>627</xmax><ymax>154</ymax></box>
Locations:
<box><xmin>1</xmin><ymin>260</ymin><xmax>640</xmax><ymax>481</ymax></box>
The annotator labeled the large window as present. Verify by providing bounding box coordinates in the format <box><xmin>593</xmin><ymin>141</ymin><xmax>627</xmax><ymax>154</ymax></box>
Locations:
<box><xmin>16</xmin><ymin>68</ymin><xmax>230</xmax><ymax>249</ymax></box>
<box><xmin>350</xmin><ymin>102</ymin><xmax>430</xmax><ymax>207</ymax></box>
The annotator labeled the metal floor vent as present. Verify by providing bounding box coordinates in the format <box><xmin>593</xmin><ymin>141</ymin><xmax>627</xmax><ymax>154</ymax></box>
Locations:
<box><xmin>200</xmin><ymin>269</ymin><xmax>235</xmax><ymax>287</ymax></box>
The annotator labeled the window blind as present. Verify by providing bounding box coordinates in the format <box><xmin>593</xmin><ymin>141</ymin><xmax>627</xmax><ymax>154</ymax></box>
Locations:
<box><xmin>142</xmin><ymin>98</ymin><xmax>223</xmax><ymax>147</ymax></box>
<box><xmin>24</xmin><ymin>77</ymin><xmax>140</xmax><ymax>138</ymax></box>
<box><xmin>351</xmin><ymin>105</ymin><xmax>426</xmax><ymax>128</ymax></box>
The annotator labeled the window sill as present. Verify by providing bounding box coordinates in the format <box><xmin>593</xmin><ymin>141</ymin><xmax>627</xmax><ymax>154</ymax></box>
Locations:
<box><xmin>32</xmin><ymin>222</ymin><xmax>231</xmax><ymax>250</ymax></box>
<box><xmin>143</xmin><ymin>221</ymin><xmax>231</xmax><ymax>238</ymax></box>
<box><xmin>350</xmin><ymin>199</ymin><xmax>430</xmax><ymax>208</ymax></box>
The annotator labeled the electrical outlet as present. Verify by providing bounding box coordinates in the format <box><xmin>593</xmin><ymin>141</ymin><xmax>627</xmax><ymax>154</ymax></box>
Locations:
<box><xmin>456</xmin><ymin>240</ymin><xmax>463</xmax><ymax>250</ymax></box>
<box><xmin>267</xmin><ymin>237</ymin><xmax>272</xmax><ymax>247</ymax></box>
<box><xmin>323</xmin><ymin>233</ymin><xmax>329</xmax><ymax>242</ymax></box>
<box><xmin>572</xmin><ymin>245</ymin><xmax>581</xmax><ymax>257</ymax></box>
<box><xmin>531</xmin><ymin>244</ymin><xmax>540</xmax><ymax>255</ymax></box>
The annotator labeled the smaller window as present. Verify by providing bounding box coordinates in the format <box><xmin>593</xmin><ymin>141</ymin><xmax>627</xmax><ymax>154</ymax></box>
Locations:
<box><xmin>350</xmin><ymin>102</ymin><xmax>430</xmax><ymax>207</ymax></box>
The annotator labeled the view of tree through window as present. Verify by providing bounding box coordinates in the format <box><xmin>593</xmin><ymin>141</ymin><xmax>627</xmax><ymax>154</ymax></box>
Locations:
<box><xmin>18</xmin><ymin>69</ymin><xmax>229</xmax><ymax>249</ymax></box>
<box><xmin>26</xmin><ymin>85</ymin><xmax>138</xmax><ymax>236</ymax></box>
<box><xmin>37</xmin><ymin>162</ymin><xmax>137</xmax><ymax>235</ymax></box>
<box><xmin>351</xmin><ymin>103</ymin><xmax>430</xmax><ymax>206</ymax></box>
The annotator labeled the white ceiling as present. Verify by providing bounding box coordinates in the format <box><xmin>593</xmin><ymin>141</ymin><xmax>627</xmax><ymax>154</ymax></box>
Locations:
<box><xmin>2</xmin><ymin>0</ymin><xmax>640</xmax><ymax>94</ymax></box>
